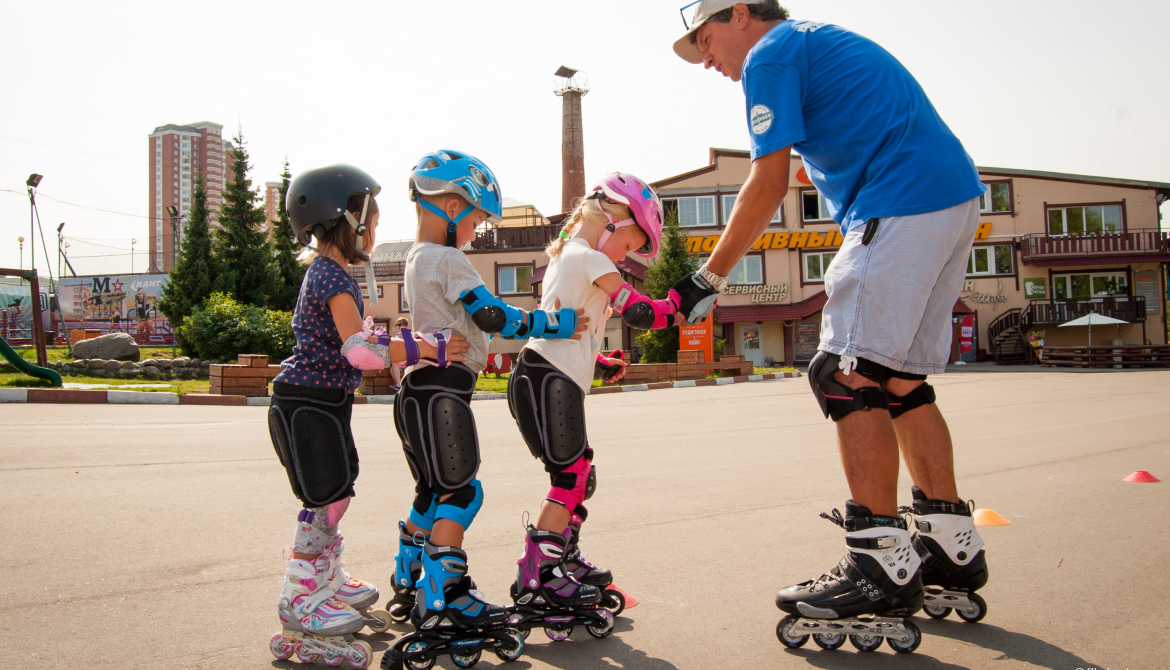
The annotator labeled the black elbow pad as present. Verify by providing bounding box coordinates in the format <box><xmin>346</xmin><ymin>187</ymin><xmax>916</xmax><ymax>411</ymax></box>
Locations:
<box><xmin>622</xmin><ymin>303</ymin><xmax>657</xmax><ymax>330</ymax></box>
<box><xmin>472</xmin><ymin>305</ymin><xmax>507</xmax><ymax>333</ymax></box>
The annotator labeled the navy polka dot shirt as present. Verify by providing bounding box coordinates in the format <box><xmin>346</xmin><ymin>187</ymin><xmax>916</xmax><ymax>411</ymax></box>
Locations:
<box><xmin>274</xmin><ymin>256</ymin><xmax>364</xmax><ymax>392</ymax></box>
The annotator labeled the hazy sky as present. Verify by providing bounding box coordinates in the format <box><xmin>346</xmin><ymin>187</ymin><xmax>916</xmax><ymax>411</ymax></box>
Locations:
<box><xmin>1</xmin><ymin>0</ymin><xmax>1167</xmax><ymax>277</ymax></box>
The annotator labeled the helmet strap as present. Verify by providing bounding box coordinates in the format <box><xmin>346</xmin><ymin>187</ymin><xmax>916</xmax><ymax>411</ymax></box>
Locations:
<box><xmin>590</xmin><ymin>197</ymin><xmax>634</xmax><ymax>253</ymax></box>
<box><xmin>344</xmin><ymin>194</ymin><xmax>371</xmax><ymax>236</ymax></box>
<box><xmin>418</xmin><ymin>198</ymin><xmax>475</xmax><ymax>248</ymax></box>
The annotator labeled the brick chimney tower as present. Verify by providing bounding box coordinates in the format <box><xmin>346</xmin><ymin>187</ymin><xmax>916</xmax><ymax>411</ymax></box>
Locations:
<box><xmin>554</xmin><ymin>66</ymin><xmax>589</xmax><ymax>214</ymax></box>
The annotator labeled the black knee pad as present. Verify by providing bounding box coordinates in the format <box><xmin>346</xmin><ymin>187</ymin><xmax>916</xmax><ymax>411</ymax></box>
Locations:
<box><xmin>808</xmin><ymin>351</ymin><xmax>892</xmax><ymax>422</ymax></box>
<box><xmin>888</xmin><ymin>382</ymin><xmax>936</xmax><ymax>420</ymax></box>
<box><xmin>269</xmin><ymin>385</ymin><xmax>358</xmax><ymax>507</ymax></box>
<box><xmin>542</xmin><ymin>374</ymin><xmax>587</xmax><ymax>466</ymax></box>
<box><xmin>394</xmin><ymin>365</ymin><xmax>480</xmax><ymax>494</ymax></box>
<box><xmin>431</xmin><ymin>395</ymin><xmax>479</xmax><ymax>489</ymax></box>
<box><xmin>508</xmin><ymin>367</ymin><xmax>544</xmax><ymax>461</ymax></box>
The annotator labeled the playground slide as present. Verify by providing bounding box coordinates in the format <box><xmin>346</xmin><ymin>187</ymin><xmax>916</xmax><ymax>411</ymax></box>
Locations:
<box><xmin>0</xmin><ymin>335</ymin><xmax>62</xmax><ymax>387</ymax></box>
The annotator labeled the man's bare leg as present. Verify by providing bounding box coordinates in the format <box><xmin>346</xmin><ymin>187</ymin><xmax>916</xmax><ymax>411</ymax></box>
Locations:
<box><xmin>832</xmin><ymin>370</ymin><xmax>900</xmax><ymax>517</ymax></box>
<box><xmin>886</xmin><ymin>378</ymin><xmax>960</xmax><ymax>504</ymax></box>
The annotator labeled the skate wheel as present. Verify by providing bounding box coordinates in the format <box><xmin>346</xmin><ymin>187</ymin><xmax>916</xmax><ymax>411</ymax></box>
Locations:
<box><xmin>956</xmin><ymin>592</ymin><xmax>987</xmax><ymax>623</ymax></box>
<box><xmin>325</xmin><ymin>653</ymin><xmax>345</xmax><ymax>667</ymax></box>
<box><xmin>494</xmin><ymin>629</ymin><xmax>525</xmax><ymax>663</ymax></box>
<box><xmin>297</xmin><ymin>649</ymin><xmax>321</xmax><ymax>664</ymax></box>
<box><xmin>518</xmin><ymin>627</ymin><xmax>531</xmax><ymax>640</ymax></box>
<box><xmin>602</xmin><ymin>587</ymin><xmax>626</xmax><ymax>617</ymax></box>
<box><xmin>776</xmin><ymin>615</ymin><xmax>808</xmax><ymax>649</ymax></box>
<box><xmin>545</xmin><ymin>625</ymin><xmax>572</xmax><ymax>642</ymax></box>
<box><xmin>366</xmin><ymin>608</ymin><xmax>392</xmax><ymax>633</ymax></box>
<box><xmin>452</xmin><ymin>649</ymin><xmax>481</xmax><ymax>668</ymax></box>
<box><xmin>587</xmin><ymin>608</ymin><xmax>615</xmax><ymax>639</ymax></box>
<box><xmin>886</xmin><ymin>619</ymin><xmax>922</xmax><ymax>654</ymax></box>
<box><xmin>813</xmin><ymin>632</ymin><xmax>846</xmax><ymax>650</ymax></box>
<box><xmin>849</xmin><ymin>632</ymin><xmax>883</xmax><ymax>652</ymax></box>
<box><xmin>388</xmin><ymin>601</ymin><xmax>412</xmax><ymax>624</ymax></box>
<box><xmin>269</xmin><ymin>633</ymin><xmax>296</xmax><ymax>661</ymax></box>
<box><xmin>347</xmin><ymin>640</ymin><xmax>372</xmax><ymax>669</ymax></box>
<box><xmin>924</xmin><ymin>602</ymin><xmax>952</xmax><ymax>619</ymax></box>
<box><xmin>404</xmin><ymin>640</ymin><xmax>434</xmax><ymax>670</ymax></box>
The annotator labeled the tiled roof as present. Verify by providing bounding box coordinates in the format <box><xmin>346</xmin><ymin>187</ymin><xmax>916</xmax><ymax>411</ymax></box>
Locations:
<box><xmin>953</xmin><ymin>298</ymin><xmax>974</xmax><ymax>315</ymax></box>
<box><xmin>717</xmin><ymin>291</ymin><xmax>827</xmax><ymax>324</ymax></box>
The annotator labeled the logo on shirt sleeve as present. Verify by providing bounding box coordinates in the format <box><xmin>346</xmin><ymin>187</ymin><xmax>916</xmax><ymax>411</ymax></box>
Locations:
<box><xmin>750</xmin><ymin>105</ymin><xmax>774</xmax><ymax>135</ymax></box>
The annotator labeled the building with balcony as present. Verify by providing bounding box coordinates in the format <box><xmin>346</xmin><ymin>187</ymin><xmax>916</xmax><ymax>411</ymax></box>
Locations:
<box><xmin>651</xmin><ymin>149</ymin><xmax>1169</xmax><ymax>366</ymax></box>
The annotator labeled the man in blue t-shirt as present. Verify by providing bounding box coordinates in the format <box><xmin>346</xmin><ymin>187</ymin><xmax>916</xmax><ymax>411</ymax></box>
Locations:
<box><xmin>667</xmin><ymin>1</ymin><xmax>991</xmax><ymax>637</ymax></box>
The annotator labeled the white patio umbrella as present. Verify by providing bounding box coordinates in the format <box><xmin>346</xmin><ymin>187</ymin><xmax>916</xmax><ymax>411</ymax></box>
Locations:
<box><xmin>1057</xmin><ymin>311</ymin><xmax>1128</xmax><ymax>347</ymax></box>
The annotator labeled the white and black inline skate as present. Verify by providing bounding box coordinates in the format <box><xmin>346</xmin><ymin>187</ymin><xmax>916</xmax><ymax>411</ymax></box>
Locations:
<box><xmin>271</xmin><ymin>554</ymin><xmax>374</xmax><ymax>668</ymax></box>
<box><xmin>385</xmin><ymin>521</ymin><xmax>422</xmax><ymax>624</ymax></box>
<box><xmin>903</xmin><ymin>486</ymin><xmax>989</xmax><ymax>623</ymax></box>
<box><xmin>775</xmin><ymin>501</ymin><xmax>924</xmax><ymax>654</ymax></box>
<box><xmin>381</xmin><ymin>541</ymin><xmax>523</xmax><ymax>669</ymax></box>
<box><xmin>562</xmin><ymin>519</ymin><xmax>626</xmax><ymax>616</ymax></box>
<box><xmin>508</xmin><ymin>526</ymin><xmax>616</xmax><ymax>642</ymax></box>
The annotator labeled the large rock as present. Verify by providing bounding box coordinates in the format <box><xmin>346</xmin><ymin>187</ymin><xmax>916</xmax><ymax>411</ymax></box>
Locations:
<box><xmin>73</xmin><ymin>333</ymin><xmax>140</xmax><ymax>362</ymax></box>
<box><xmin>154</xmin><ymin>359</ymin><xmax>172</xmax><ymax>370</ymax></box>
<box><xmin>104</xmin><ymin>361</ymin><xmax>123</xmax><ymax>372</ymax></box>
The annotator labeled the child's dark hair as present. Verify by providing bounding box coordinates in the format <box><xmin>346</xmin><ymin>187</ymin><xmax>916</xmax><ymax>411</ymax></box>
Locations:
<box><xmin>316</xmin><ymin>194</ymin><xmax>378</xmax><ymax>265</ymax></box>
<box><xmin>693</xmin><ymin>0</ymin><xmax>788</xmax><ymax>41</ymax></box>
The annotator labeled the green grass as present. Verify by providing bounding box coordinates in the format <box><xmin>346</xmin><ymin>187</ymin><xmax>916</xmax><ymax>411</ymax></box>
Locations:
<box><xmin>0</xmin><ymin>371</ymin><xmax>210</xmax><ymax>394</ymax></box>
<box><xmin>9</xmin><ymin>345</ymin><xmax>189</xmax><ymax>364</ymax></box>
<box><xmin>752</xmin><ymin>366</ymin><xmax>799</xmax><ymax>375</ymax></box>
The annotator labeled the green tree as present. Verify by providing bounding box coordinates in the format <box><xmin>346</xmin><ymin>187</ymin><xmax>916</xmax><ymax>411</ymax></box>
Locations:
<box><xmin>157</xmin><ymin>177</ymin><xmax>219</xmax><ymax>325</ymax></box>
<box><xmin>213</xmin><ymin>130</ymin><xmax>278</xmax><ymax>307</ymax></box>
<box><xmin>269</xmin><ymin>159</ymin><xmax>305</xmax><ymax>311</ymax></box>
<box><xmin>635</xmin><ymin>206</ymin><xmax>700</xmax><ymax>363</ymax></box>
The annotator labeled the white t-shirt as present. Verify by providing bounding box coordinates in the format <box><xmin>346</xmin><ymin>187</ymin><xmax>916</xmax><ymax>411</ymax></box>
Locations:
<box><xmin>526</xmin><ymin>238</ymin><xmax>620</xmax><ymax>391</ymax></box>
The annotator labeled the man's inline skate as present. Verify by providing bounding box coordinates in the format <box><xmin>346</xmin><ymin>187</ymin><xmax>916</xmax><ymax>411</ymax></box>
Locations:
<box><xmin>385</xmin><ymin>521</ymin><xmax>422</xmax><ymax>624</ymax></box>
<box><xmin>381</xmin><ymin>541</ymin><xmax>523</xmax><ymax>669</ymax></box>
<box><xmin>321</xmin><ymin>535</ymin><xmax>392</xmax><ymax>633</ymax></box>
<box><xmin>508</xmin><ymin>526</ymin><xmax>615</xmax><ymax>642</ymax></box>
<box><xmin>271</xmin><ymin>554</ymin><xmax>374</xmax><ymax>668</ymax></box>
<box><xmin>562</xmin><ymin>518</ymin><xmax>625</xmax><ymax>616</ymax></box>
<box><xmin>903</xmin><ymin>486</ymin><xmax>988</xmax><ymax>623</ymax></box>
<box><xmin>775</xmin><ymin>501</ymin><xmax>924</xmax><ymax>654</ymax></box>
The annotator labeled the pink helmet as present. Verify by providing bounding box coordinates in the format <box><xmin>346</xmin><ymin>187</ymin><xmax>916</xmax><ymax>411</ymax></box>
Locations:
<box><xmin>589</xmin><ymin>172</ymin><xmax>663</xmax><ymax>258</ymax></box>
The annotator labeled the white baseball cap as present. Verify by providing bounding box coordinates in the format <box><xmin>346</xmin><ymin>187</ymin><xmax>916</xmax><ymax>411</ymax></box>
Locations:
<box><xmin>673</xmin><ymin>0</ymin><xmax>743</xmax><ymax>64</ymax></box>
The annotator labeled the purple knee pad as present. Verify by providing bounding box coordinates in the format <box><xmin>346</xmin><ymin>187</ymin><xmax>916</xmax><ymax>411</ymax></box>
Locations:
<box><xmin>546</xmin><ymin>456</ymin><xmax>592</xmax><ymax>516</ymax></box>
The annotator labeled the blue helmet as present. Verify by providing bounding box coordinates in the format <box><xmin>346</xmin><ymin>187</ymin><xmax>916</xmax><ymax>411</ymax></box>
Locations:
<box><xmin>409</xmin><ymin>150</ymin><xmax>503</xmax><ymax>231</ymax></box>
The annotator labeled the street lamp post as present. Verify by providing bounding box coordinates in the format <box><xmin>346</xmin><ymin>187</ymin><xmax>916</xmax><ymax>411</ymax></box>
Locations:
<box><xmin>57</xmin><ymin>223</ymin><xmax>65</xmax><ymax>281</ymax></box>
<box><xmin>131</xmin><ymin>239</ymin><xmax>136</xmax><ymax>275</ymax></box>
<box><xmin>26</xmin><ymin>174</ymin><xmax>41</xmax><ymax>276</ymax></box>
<box><xmin>166</xmin><ymin>205</ymin><xmax>181</xmax><ymax>270</ymax></box>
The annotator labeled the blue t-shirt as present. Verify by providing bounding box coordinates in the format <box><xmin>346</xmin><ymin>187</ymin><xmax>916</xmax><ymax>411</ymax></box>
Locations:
<box><xmin>742</xmin><ymin>21</ymin><xmax>986</xmax><ymax>233</ymax></box>
<box><xmin>274</xmin><ymin>256</ymin><xmax>365</xmax><ymax>392</ymax></box>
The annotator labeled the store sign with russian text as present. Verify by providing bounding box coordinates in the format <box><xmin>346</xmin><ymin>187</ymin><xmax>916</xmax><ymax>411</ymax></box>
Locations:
<box><xmin>686</xmin><ymin>222</ymin><xmax>992</xmax><ymax>255</ymax></box>
<box><xmin>723</xmin><ymin>284</ymin><xmax>788</xmax><ymax>303</ymax></box>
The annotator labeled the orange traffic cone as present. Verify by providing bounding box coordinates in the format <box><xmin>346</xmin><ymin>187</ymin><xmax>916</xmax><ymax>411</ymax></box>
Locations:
<box><xmin>1123</xmin><ymin>471</ymin><xmax>1161</xmax><ymax>483</ymax></box>
<box><xmin>609</xmin><ymin>585</ymin><xmax>638</xmax><ymax>609</ymax></box>
<box><xmin>973</xmin><ymin>509</ymin><xmax>1011</xmax><ymax>526</ymax></box>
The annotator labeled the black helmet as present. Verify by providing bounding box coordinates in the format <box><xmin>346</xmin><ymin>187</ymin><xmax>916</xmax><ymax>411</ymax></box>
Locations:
<box><xmin>286</xmin><ymin>164</ymin><xmax>381</xmax><ymax>245</ymax></box>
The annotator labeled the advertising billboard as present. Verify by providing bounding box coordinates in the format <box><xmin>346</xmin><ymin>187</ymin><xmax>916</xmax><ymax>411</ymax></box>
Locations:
<box><xmin>58</xmin><ymin>274</ymin><xmax>173</xmax><ymax>344</ymax></box>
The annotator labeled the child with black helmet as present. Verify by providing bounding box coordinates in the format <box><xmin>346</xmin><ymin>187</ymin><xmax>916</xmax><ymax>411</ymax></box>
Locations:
<box><xmin>267</xmin><ymin>163</ymin><xmax>472</xmax><ymax>668</ymax></box>
<box><xmin>382</xmin><ymin>150</ymin><xmax>587</xmax><ymax>668</ymax></box>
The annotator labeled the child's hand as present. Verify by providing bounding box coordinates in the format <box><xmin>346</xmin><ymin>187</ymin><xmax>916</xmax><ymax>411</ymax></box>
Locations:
<box><xmin>417</xmin><ymin>331</ymin><xmax>471</xmax><ymax>362</ymax></box>
<box><xmin>548</xmin><ymin>298</ymin><xmax>590</xmax><ymax>341</ymax></box>
<box><xmin>600</xmin><ymin>355</ymin><xmax>628</xmax><ymax>383</ymax></box>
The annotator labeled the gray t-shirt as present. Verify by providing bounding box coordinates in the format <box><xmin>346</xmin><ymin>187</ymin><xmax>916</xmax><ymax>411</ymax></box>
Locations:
<box><xmin>404</xmin><ymin>242</ymin><xmax>489</xmax><ymax>374</ymax></box>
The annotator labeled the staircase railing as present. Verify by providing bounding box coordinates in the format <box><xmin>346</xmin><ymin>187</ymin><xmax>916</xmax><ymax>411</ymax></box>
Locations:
<box><xmin>987</xmin><ymin>308</ymin><xmax>1020</xmax><ymax>345</ymax></box>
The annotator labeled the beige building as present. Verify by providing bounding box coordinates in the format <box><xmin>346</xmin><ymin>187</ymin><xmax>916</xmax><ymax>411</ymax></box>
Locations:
<box><xmin>351</xmin><ymin>150</ymin><xmax>1169</xmax><ymax>368</ymax></box>
<box><xmin>652</xmin><ymin>148</ymin><xmax>1169</xmax><ymax>366</ymax></box>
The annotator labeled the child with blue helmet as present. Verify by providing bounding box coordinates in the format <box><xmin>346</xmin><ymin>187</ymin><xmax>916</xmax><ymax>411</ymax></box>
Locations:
<box><xmin>382</xmin><ymin>150</ymin><xmax>588</xmax><ymax>668</ymax></box>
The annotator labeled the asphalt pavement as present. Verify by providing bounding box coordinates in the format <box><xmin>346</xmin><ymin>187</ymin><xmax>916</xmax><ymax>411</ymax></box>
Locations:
<box><xmin>4</xmin><ymin>370</ymin><xmax>1167</xmax><ymax>669</ymax></box>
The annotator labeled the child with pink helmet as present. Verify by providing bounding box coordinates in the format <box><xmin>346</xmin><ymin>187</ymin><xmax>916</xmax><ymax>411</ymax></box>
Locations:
<box><xmin>505</xmin><ymin>172</ymin><xmax>685</xmax><ymax>639</ymax></box>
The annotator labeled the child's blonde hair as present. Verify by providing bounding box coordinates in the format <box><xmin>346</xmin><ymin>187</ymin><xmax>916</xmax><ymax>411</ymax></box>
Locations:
<box><xmin>546</xmin><ymin>197</ymin><xmax>632</xmax><ymax>259</ymax></box>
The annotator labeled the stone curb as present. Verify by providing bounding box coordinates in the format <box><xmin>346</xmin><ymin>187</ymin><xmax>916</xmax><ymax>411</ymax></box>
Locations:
<box><xmin>0</xmin><ymin>372</ymin><xmax>799</xmax><ymax>405</ymax></box>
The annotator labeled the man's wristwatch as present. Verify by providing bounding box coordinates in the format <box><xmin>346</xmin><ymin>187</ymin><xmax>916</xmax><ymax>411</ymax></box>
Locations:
<box><xmin>697</xmin><ymin>265</ymin><xmax>729</xmax><ymax>294</ymax></box>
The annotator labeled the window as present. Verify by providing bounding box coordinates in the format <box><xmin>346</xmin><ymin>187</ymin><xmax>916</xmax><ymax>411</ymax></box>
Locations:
<box><xmin>1052</xmin><ymin>272</ymin><xmax>1128</xmax><ymax>299</ymax></box>
<box><xmin>801</xmin><ymin>190</ymin><xmax>832</xmax><ymax>222</ymax></box>
<box><xmin>967</xmin><ymin>245</ymin><xmax>1013</xmax><ymax>276</ymax></box>
<box><xmin>497</xmin><ymin>265</ymin><xmax>533</xmax><ymax>295</ymax></box>
<box><xmin>727</xmin><ymin>255</ymin><xmax>763</xmax><ymax>285</ymax></box>
<box><xmin>804</xmin><ymin>251</ymin><xmax>837</xmax><ymax>282</ymax></box>
<box><xmin>979</xmin><ymin>182</ymin><xmax>1011</xmax><ymax>213</ymax></box>
<box><xmin>398</xmin><ymin>285</ymin><xmax>410</xmax><ymax>313</ymax></box>
<box><xmin>722</xmin><ymin>194</ymin><xmax>782</xmax><ymax>225</ymax></box>
<box><xmin>675</xmin><ymin>196</ymin><xmax>716</xmax><ymax>227</ymax></box>
<box><xmin>1046</xmin><ymin>205</ymin><xmax>1123</xmax><ymax>236</ymax></box>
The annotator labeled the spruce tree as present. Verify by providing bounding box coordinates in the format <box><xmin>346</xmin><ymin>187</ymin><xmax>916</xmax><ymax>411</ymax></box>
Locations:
<box><xmin>269</xmin><ymin>159</ymin><xmax>305</xmax><ymax>311</ymax></box>
<box><xmin>213</xmin><ymin>130</ymin><xmax>278</xmax><ymax>307</ymax></box>
<box><xmin>157</xmin><ymin>177</ymin><xmax>219</xmax><ymax>325</ymax></box>
<box><xmin>636</xmin><ymin>206</ymin><xmax>700</xmax><ymax>363</ymax></box>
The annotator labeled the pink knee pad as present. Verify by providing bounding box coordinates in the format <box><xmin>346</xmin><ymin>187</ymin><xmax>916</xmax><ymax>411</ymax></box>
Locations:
<box><xmin>327</xmin><ymin>497</ymin><xmax>350</xmax><ymax>528</ymax></box>
<box><xmin>546</xmin><ymin>456</ymin><xmax>592</xmax><ymax>516</ymax></box>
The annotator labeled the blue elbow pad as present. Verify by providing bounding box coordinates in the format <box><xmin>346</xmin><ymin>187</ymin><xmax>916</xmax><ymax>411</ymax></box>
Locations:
<box><xmin>459</xmin><ymin>285</ymin><xmax>529</xmax><ymax>337</ymax></box>
<box><xmin>528</xmin><ymin>308</ymin><xmax>578</xmax><ymax>339</ymax></box>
